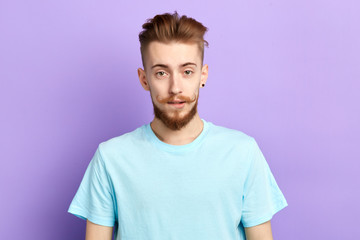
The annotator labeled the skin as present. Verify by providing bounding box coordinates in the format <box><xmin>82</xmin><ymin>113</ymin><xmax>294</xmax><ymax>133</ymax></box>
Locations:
<box><xmin>138</xmin><ymin>40</ymin><xmax>208</xmax><ymax>145</ymax></box>
<box><xmin>85</xmin><ymin>40</ymin><xmax>274</xmax><ymax>240</ymax></box>
<box><xmin>245</xmin><ymin>220</ymin><xmax>274</xmax><ymax>240</ymax></box>
<box><xmin>85</xmin><ymin>219</ymin><xmax>113</xmax><ymax>240</ymax></box>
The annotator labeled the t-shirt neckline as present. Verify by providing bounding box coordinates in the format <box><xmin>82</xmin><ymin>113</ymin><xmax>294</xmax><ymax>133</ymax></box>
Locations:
<box><xmin>145</xmin><ymin>118</ymin><xmax>210</xmax><ymax>153</ymax></box>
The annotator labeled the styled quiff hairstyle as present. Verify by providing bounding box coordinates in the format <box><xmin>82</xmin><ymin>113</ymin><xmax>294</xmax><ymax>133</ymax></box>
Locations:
<box><xmin>138</xmin><ymin>11</ymin><xmax>209</xmax><ymax>69</ymax></box>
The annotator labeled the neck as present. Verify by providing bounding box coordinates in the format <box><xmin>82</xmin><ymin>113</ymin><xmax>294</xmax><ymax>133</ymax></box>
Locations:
<box><xmin>150</xmin><ymin>114</ymin><xmax>204</xmax><ymax>145</ymax></box>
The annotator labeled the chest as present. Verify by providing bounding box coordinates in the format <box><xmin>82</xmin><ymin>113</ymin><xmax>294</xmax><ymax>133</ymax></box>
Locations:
<box><xmin>112</xmin><ymin>150</ymin><xmax>247</xmax><ymax>214</ymax></box>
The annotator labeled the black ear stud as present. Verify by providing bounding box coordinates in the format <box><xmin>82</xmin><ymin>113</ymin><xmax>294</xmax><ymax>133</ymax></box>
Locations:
<box><xmin>202</xmin><ymin>84</ymin><xmax>205</xmax><ymax>87</ymax></box>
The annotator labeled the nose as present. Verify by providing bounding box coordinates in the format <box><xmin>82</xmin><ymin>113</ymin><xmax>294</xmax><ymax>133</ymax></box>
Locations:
<box><xmin>169</xmin><ymin>72</ymin><xmax>182</xmax><ymax>95</ymax></box>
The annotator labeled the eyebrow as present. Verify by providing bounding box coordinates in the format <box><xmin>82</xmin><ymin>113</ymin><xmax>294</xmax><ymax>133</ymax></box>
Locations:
<box><xmin>151</xmin><ymin>62</ymin><xmax>197</xmax><ymax>69</ymax></box>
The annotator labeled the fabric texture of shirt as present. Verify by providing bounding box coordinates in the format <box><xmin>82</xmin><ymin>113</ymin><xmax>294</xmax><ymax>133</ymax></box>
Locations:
<box><xmin>68</xmin><ymin>119</ymin><xmax>288</xmax><ymax>240</ymax></box>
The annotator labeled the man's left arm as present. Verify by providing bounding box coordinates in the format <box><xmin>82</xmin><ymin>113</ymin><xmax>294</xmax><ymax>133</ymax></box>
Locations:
<box><xmin>244</xmin><ymin>220</ymin><xmax>273</xmax><ymax>240</ymax></box>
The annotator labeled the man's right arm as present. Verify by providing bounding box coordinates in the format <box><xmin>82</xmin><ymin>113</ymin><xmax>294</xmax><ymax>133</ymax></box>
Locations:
<box><xmin>85</xmin><ymin>219</ymin><xmax>114</xmax><ymax>240</ymax></box>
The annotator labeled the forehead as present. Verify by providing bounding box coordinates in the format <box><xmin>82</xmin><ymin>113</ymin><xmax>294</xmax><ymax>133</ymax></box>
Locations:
<box><xmin>146</xmin><ymin>41</ymin><xmax>201</xmax><ymax>69</ymax></box>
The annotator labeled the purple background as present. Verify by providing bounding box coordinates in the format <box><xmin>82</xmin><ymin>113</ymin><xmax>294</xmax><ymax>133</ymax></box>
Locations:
<box><xmin>1</xmin><ymin>0</ymin><xmax>359</xmax><ymax>239</ymax></box>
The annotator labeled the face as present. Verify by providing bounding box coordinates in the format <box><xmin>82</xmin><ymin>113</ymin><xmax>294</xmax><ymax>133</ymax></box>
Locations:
<box><xmin>138</xmin><ymin>41</ymin><xmax>208</xmax><ymax>130</ymax></box>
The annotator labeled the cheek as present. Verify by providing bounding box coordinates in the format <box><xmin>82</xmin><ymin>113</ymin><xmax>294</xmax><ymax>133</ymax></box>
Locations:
<box><xmin>149</xmin><ymin>85</ymin><xmax>165</xmax><ymax>101</ymax></box>
<box><xmin>150</xmin><ymin>81</ymin><xmax>169</xmax><ymax>94</ymax></box>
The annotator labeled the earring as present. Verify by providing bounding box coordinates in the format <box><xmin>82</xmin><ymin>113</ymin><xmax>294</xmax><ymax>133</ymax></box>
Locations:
<box><xmin>202</xmin><ymin>84</ymin><xmax>205</xmax><ymax>87</ymax></box>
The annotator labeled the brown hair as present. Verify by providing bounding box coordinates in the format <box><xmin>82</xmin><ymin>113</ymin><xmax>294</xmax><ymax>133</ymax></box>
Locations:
<box><xmin>138</xmin><ymin>11</ymin><xmax>209</xmax><ymax>69</ymax></box>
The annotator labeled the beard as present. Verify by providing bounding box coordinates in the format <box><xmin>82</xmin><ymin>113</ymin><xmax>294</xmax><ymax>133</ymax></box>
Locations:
<box><xmin>151</xmin><ymin>91</ymin><xmax>199</xmax><ymax>131</ymax></box>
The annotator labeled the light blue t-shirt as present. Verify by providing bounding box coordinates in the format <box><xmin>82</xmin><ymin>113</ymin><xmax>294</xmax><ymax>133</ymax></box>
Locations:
<box><xmin>68</xmin><ymin>119</ymin><xmax>288</xmax><ymax>240</ymax></box>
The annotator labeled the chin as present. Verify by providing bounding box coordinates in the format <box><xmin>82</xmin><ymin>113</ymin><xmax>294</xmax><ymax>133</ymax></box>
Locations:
<box><xmin>153</xmin><ymin>104</ymin><xmax>198</xmax><ymax>131</ymax></box>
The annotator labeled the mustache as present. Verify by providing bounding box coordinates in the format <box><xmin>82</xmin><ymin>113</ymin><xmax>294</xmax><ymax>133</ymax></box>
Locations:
<box><xmin>156</xmin><ymin>94</ymin><xmax>197</xmax><ymax>104</ymax></box>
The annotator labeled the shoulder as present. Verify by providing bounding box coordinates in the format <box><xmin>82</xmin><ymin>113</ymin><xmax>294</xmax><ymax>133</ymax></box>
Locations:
<box><xmin>97</xmin><ymin>124</ymin><xmax>147</xmax><ymax>156</ymax></box>
<box><xmin>206</xmin><ymin>121</ymin><xmax>256</xmax><ymax>146</ymax></box>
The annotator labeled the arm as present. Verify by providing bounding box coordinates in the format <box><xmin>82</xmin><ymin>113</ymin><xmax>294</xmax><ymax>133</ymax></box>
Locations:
<box><xmin>85</xmin><ymin>219</ymin><xmax>114</xmax><ymax>240</ymax></box>
<box><xmin>244</xmin><ymin>220</ymin><xmax>273</xmax><ymax>240</ymax></box>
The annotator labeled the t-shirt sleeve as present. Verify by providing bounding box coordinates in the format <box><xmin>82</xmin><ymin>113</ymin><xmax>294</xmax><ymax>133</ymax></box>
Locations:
<box><xmin>67</xmin><ymin>146</ymin><xmax>116</xmax><ymax>227</ymax></box>
<box><xmin>241</xmin><ymin>138</ymin><xmax>288</xmax><ymax>228</ymax></box>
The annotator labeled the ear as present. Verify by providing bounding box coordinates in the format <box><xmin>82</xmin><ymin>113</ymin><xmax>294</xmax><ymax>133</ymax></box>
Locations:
<box><xmin>138</xmin><ymin>68</ymin><xmax>150</xmax><ymax>91</ymax></box>
<box><xmin>200</xmin><ymin>64</ymin><xmax>208</xmax><ymax>88</ymax></box>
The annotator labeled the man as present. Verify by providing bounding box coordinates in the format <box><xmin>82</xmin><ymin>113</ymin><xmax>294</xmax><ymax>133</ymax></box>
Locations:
<box><xmin>68</xmin><ymin>11</ymin><xmax>288</xmax><ymax>240</ymax></box>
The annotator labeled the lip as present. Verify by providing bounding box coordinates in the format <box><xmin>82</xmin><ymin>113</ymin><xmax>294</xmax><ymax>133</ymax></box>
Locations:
<box><xmin>167</xmin><ymin>102</ymin><xmax>186</xmax><ymax>109</ymax></box>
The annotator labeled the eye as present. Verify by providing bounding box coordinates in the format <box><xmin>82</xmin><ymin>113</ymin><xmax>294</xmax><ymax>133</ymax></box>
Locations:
<box><xmin>156</xmin><ymin>71</ymin><xmax>167</xmax><ymax>77</ymax></box>
<box><xmin>184</xmin><ymin>70</ymin><xmax>193</xmax><ymax>76</ymax></box>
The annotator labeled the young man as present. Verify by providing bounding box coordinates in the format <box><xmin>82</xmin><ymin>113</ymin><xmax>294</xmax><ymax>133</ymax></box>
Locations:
<box><xmin>68</xmin><ymin>12</ymin><xmax>288</xmax><ymax>240</ymax></box>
